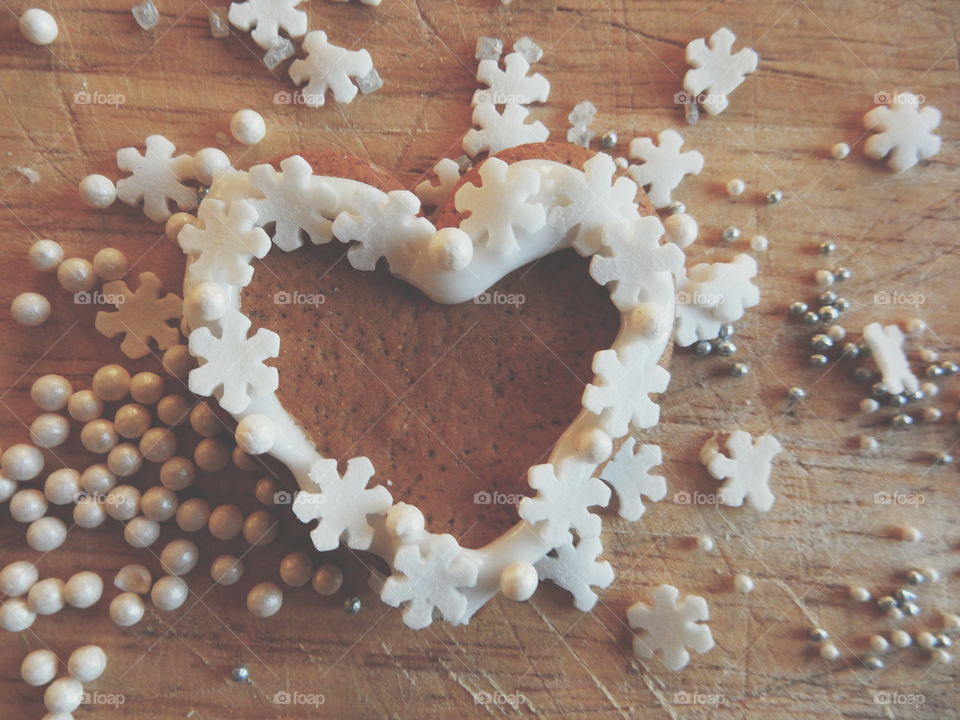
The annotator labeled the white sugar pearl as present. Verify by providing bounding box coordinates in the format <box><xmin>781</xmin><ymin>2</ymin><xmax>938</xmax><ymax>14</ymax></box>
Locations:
<box><xmin>428</xmin><ymin>227</ymin><xmax>473</xmax><ymax>272</ymax></box>
<box><xmin>573</xmin><ymin>427</ymin><xmax>612</xmax><ymax>464</ymax></box>
<box><xmin>109</xmin><ymin>592</ymin><xmax>144</xmax><ymax>627</ymax></box>
<box><xmin>726</xmin><ymin>178</ymin><xmax>746</xmax><ymax>196</ymax></box>
<box><xmin>157</xmin><ymin>395</ymin><xmax>190</xmax><ymax>426</ymax></box>
<box><xmin>124</xmin><ymin>516</ymin><xmax>160</xmax><ymax>548</ymax></box>
<box><xmin>815</xmin><ymin>269</ymin><xmax>835</xmax><ymax>287</ymax></box>
<box><xmin>629</xmin><ymin>301</ymin><xmax>670</xmax><ymax>338</ymax></box>
<box><xmin>151</xmin><ymin>575</ymin><xmax>188</xmax><ymax>611</ymax></box>
<box><xmin>905</xmin><ymin>317</ymin><xmax>927</xmax><ymax>335</ymax></box>
<box><xmin>858</xmin><ymin>435</ymin><xmax>879</xmax><ymax>452</ymax></box>
<box><xmin>92</xmin><ymin>247</ymin><xmax>127</xmax><ymax>281</ymax></box>
<box><xmin>114</xmin><ymin>404</ymin><xmax>150</xmax><ymax>439</ymax></box>
<box><xmin>175</xmin><ymin>498</ymin><xmax>209</xmax><ymax>532</ymax></box>
<box><xmin>827</xmin><ymin>324</ymin><xmax>846</xmax><ymax>341</ymax></box>
<box><xmin>663</xmin><ymin>212</ymin><xmax>698</xmax><ymax>248</ymax></box>
<box><xmin>160</xmin><ymin>457</ymin><xmax>195</xmax><ymax>491</ymax></box>
<box><xmin>28</xmin><ymin>239</ymin><xmax>64</xmax><ymax>271</ymax></box>
<box><xmin>0</xmin><ymin>477</ymin><xmax>14</xmax><ymax>503</ymax></box>
<box><xmin>243</xmin><ymin>510</ymin><xmax>278</xmax><ymax>546</ymax></box>
<box><xmin>11</xmin><ymin>292</ymin><xmax>51</xmax><ymax>326</ymax></box>
<box><xmin>80</xmin><ymin>463</ymin><xmax>116</xmax><ymax>494</ymax></box>
<box><xmin>92</xmin><ymin>364</ymin><xmax>131</xmax><ymax>401</ymax></box>
<box><xmin>230</xmin><ymin>109</ymin><xmax>266</xmax><ymax>145</ymax></box>
<box><xmin>190</xmin><ymin>403</ymin><xmax>222</xmax><ymax>436</ymax></box>
<box><xmin>920</xmin><ymin>348</ymin><xmax>939</xmax><ymax>363</ymax></box>
<box><xmin>31</xmin><ymin>375</ymin><xmax>73</xmax><ymax>411</ymax></box>
<box><xmin>697</xmin><ymin>534</ymin><xmax>716</xmax><ymax>552</ymax></box>
<box><xmin>246</xmin><ymin>582</ymin><xmax>283</xmax><ymax>617</ymax></box>
<box><xmin>129</xmin><ymin>372</ymin><xmax>164</xmax><ymax>404</ymax></box>
<box><xmin>114</xmin><ymin>563</ymin><xmax>151</xmax><ymax>594</ymax></box>
<box><xmin>210</xmin><ymin>554</ymin><xmax>243</xmax><ymax>586</ymax></box>
<box><xmin>254</xmin><ymin>477</ymin><xmax>279</xmax><ymax>506</ymax></box>
<box><xmin>869</xmin><ymin>634</ymin><xmax>889</xmax><ymax>653</ymax></box>
<box><xmin>831</xmin><ymin>142</ymin><xmax>850</xmax><ymax>160</ymax></box>
<box><xmin>750</xmin><ymin>235</ymin><xmax>768</xmax><ymax>252</ymax></box>
<box><xmin>941</xmin><ymin>613</ymin><xmax>960</xmax><ymax>631</ymax></box>
<box><xmin>917</xmin><ymin>631</ymin><xmax>936</xmax><ymax>649</ymax></box>
<box><xmin>27</xmin><ymin>516</ymin><xmax>67</xmax><ymax>551</ymax></box>
<box><xmin>68</xmin><ymin>645</ymin><xmax>107</xmax><ymax>682</ymax></box>
<box><xmin>500</xmin><ymin>561</ymin><xmax>538</xmax><ymax>601</ymax></box>
<box><xmin>56</xmin><ymin>258</ymin><xmax>96</xmax><ymax>293</ymax></box>
<box><xmin>73</xmin><ymin>495</ymin><xmax>106</xmax><ymax>528</ymax></box>
<box><xmin>848</xmin><ymin>585</ymin><xmax>871</xmax><ymax>602</ymax></box>
<box><xmin>208</xmin><ymin>504</ymin><xmax>243</xmax><ymax>539</ymax></box>
<box><xmin>195</xmin><ymin>438</ymin><xmax>230</xmax><ymax>472</ymax></box>
<box><xmin>107</xmin><ymin>442</ymin><xmax>143</xmax><ymax>477</ymax></box>
<box><xmin>819</xmin><ymin>642</ymin><xmax>840</xmax><ymax>661</ymax></box>
<box><xmin>105</xmin><ymin>485</ymin><xmax>141</xmax><ymax>521</ymax></box>
<box><xmin>21</xmin><ymin>648</ymin><xmax>58</xmax><ymax>686</ymax></box>
<box><xmin>79</xmin><ymin>174</ymin><xmax>117</xmax><ymax>209</ymax></box>
<box><xmin>44</xmin><ymin>677</ymin><xmax>84</xmax><ymax>714</ymax></box>
<box><xmin>0</xmin><ymin>561</ymin><xmax>38</xmax><ymax>596</ymax></box>
<box><xmin>165</xmin><ymin>212</ymin><xmax>196</xmax><ymax>242</ymax></box>
<box><xmin>385</xmin><ymin>502</ymin><xmax>425</xmax><ymax>544</ymax></box>
<box><xmin>733</xmin><ymin>573</ymin><xmax>755</xmax><ymax>593</ymax></box>
<box><xmin>30</xmin><ymin>413</ymin><xmax>70</xmax><ymax>448</ymax></box>
<box><xmin>184</xmin><ymin>281</ymin><xmax>229</xmax><ymax>322</ymax></box>
<box><xmin>140</xmin><ymin>427</ymin><xmax>178</xmax><ymax>463</ymax></box>
<box><xmin>64</xmin><ymin>571</ymin><xmax>103</xmax><ymax>608</ymax></box>
<box><xmin>0</xmin><ymin>597</ymin><xmax>36</xmax><ymax>631</ymax></box>
<box><xmin>232</xmin><ymin>447</ymin><xmax>257</xmax><ymax>471</ymax></box>
<box><xmin>311</xmin><ymin>565</ymin><xmax>343</xmax><ymax>596</ymax></box>
<box><xmin>2</xmin><ymin>443</ymin><xmax>45</xmax><ymax>481</ymax></box>
<box><xmin>141</xmin><ymin>486</ymin><xmax>178</xmax><ymax>522</ymax></box>
<box><xmin>160</xmin><ymin>539</ymin><xmax>199</xmax><ymax>575</ymax></box>
<box><xmin>890</xmin><ymin>629</ymin><xmax>912</xmax><ymax>648</ymax></box>
<box><xmin>192</xmin><ymin>147</ymin><xmax>231</xmax><ymax>186</ymax></box>
<box><xmin>10</xmin><ymin>489</ymin><xmax>48</xmax><ymax>522</ymax></box>
<box><xmin>896</xmin><ymin>524</ymin><xmax>922</xmax><ymax>542</ymax></box>
<box><xmin>28</xmin><ymin>577</ymin><xmax>66</xmax><ymax>615</ymax></box>
<box><xmin>67</xmin><ymin>390</ymin><xmax>103</xmax><ymax>421</ymax></box>
<box><xmin>279</xmin><ymin>552</ymin><xmax>314</xmax><ymax>588</ymax></box>
<box><xmin>44</xmin><ymin>468</ymin><xmax>80</xmax><ymax>505</ymax></box>
<box><xmin>235</xmin><ymin>414</ymin><xmax>276</xmax><ymax>455</ymax></box>
<box><xmin>20</xmin><ymin>8</ymin><xmax>58</xmax><ymax>45</ymax></box>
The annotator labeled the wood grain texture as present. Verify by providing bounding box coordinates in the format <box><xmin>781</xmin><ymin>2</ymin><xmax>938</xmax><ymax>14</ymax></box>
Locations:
<box><xmin>0</xmin><ymin>1</ymin><xmax>958</xmax><ymax>719</ymax></box>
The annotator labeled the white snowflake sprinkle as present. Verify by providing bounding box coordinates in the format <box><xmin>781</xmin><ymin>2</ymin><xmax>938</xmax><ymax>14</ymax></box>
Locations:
<box><xmin>293</xmin><ymin>456</ymin><xmax>392</xmax><ymax>551</ymax></box>
<box><xmin>188</xmin><ymin>309</ymin><xmax>280</xmax><ymax>414</ymax></box>
<box><xmin>627</xmin><ymin>130</ymin><xmax>704</xmax><ymax>209</ymax></box>
<box><xmin>116</xmin><ymin>135</ymin><xmax>196</xmax><ymax>223</ymax></box>
<box><xmin>414</xmin><ymin>158</ymin><xmax>462</xmax><ymax>209</ymax></box>
<box><xmin>473</xmin><ymin>51</ymin><xmax>550</xmax><ymax>106</ymax></box>
<box><xmin>462</xmin><ymin>103</ymin><xmax>549</xmax><ymax>158</ymax></box>
<box><xmin>863</xmin><ymin>92</ymin><xmax>941</xmax><ymax>173</ymax></box>
<box><xmin>627</xmin><ymin>584</ymin><xmax>715</xmax><ymax>671</ymax></box>
<box><xmin>683</xmin><ymin>27</ymin><xmax>758</xmax><ymax>116</ymax></box>
<box><xmin>380</xmin><ymin>533</ymin><xmax>479</xmax><ymax>629</ymax></box>
<box><xmin>599</xmin><ymin>438</ymin><xmax>666</xmax><ymax>522</ymax></box>
<box><xmin>228</xmin><ymin>0</ymin><xmax>307</xmax><ymax>49</ymax></box>
<box><xmin>674</xmin><ymin>264</ymin><xmax>722</xmax><ymax>347</ymax></box>
<box><xmin>454</xmin><ymin>157</ymin><xmax>546</xmax><ymax>254</ymax></box>
<box><xmin>701</xmin><ymin>430</ymin><xmax>782</xmax><ymax>512</ymax></box>
<box><xmin>518</xmin><ymin>463</ymin><xmax>610</xmax><ymax>547</ymax></box>
<box><xmin>582</xmin><ymin>343</ymin><xmax>670</xmax><ymax>437</ymax></box>
<box><xmin>179</xmin><ymin>199</ymin><xmax>272</xmax><ymax>288</ymax></box>
<box><xmin>535</xmin><ymin>537</ymin><xmax>614</xmax><ymax>612</ymax></box>
<box><xmin>94</xmin><ymin>272</ymin><xmax>182</xmax><ymax>359</ymax></box>
<box><xmin>674</xmin><ymin>254</ymin><xmax>759</xmax><ymax>346</ymax></box>
<box><xmin>862</xmin><ymin>322</ymin><xmax>919</xmax><ymax>395</ymax></box>
<box><xmin>288</xmin><ymin>30</ymin><xmax>374</xmax><ymax>107</ymax></box>
<box><xmin>248</xmin><ymin>155</ymin><xmax>339</xmax><ymax>251</ymax></box>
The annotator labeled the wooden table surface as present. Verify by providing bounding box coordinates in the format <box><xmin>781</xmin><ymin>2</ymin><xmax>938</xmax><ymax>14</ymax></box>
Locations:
<box><xmin>1</xmin><ymin>1</ymin><xmax>958</xmax><ymax>718</ymax></box>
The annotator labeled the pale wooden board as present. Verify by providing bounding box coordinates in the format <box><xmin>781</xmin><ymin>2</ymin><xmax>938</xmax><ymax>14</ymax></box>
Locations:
<box><xmin>1</xmin><ymin>1</ymin><xmax>959</xmax><ymax>718</ymax></box>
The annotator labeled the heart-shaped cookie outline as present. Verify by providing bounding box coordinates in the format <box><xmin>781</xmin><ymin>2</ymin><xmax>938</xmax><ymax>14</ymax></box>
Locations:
<box><xmin>178</xmin><ymin>144</ymin><xmax>681</xmax><ymax>629</ymax></box>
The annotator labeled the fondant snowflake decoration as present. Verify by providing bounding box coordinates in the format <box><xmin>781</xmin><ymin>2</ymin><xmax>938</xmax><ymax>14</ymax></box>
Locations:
<box><xmin>627</xmin><ymin>584</ymin><xmax>715</xmax><ymax>671</ymax></box>
<box><xmin>701</xmin><ymin>430</ymin><xmax>782</xmax><ymax>512</ymax></box>
<box><xmin>332</xmin><ymin>188</ymin><xmax>433</xmax><ymax>273</ymax></box>
<box><xmin>248</xmin><ymin>155</ymin><xmax>339</xmax><ymax>251</ymax></box>
<box><xmin>288</xmin><ymin>31</ymin><xmax>374</xmax><ymax>107</ymax></box>
<box><xmin>674</xmin><ymin>264</ymin><xmax>723</xmax><ymax>347</ymax></box>
<box><xmin>549</xmin><ymin>153</ymin><xmax>639</xmax><ymax>255</ymax></box>
<box><xmin>863</xmin><ymin>92</ymin><xmax>942</xmax><ymax>173</ymax></box>
<box><xmin>691</xmin><ymin>254</ymin><xmax>759</xmax><ymax>323</ymax></box>
<box><xmin>228</xmin><ymin>0</ymin><xmax>307</xmax><ymax>49</ymax></box>
<box><xmin>293</xmin><ymin>457</ymin><xmax>392</xmax><ymax>551</ymax></box>
<box><xmin>179</xmin><ymin>199</ymin><xmax>272</xmax><ymax>288</ymax></box>
<box><xmin>188</xmin><ymin>309</ymin><xmax>280</xmax><ymax>414</ymax></box>
<box><xmin>535</xmin><ymin>537</ymin><xmax>614</xmax><ymax>612</ymax></box>
<box><xmin>116</xmin><ymin>135</ymin><xmax>196</xmax><ymax>223</ymax></box>
<box><xmin>414</xmin><ymin>158</ymin><xmax>461</xmax><ymax>209</ymax></box>
<box><xmin>862</xmin><ymin>322</ymin><xmax>919</xmax><ymax>395</ymax></box>
<box><xmin>455</xmin><ymin>157</ymin><xmax>546</xmax><ymax>254</ymax></box>
<box><xmin>598</xmin><ymin>438</ymin><xmax>666</xmax><ymax>522</ymax></box>
<box><xmin>626</xmin><ymin>130</ymin><xmax>704</xmax><ymax>209</ymax></box>
<box><xmin>380</xmin><ymin>533</ymin><xmax>479</xmax><ymax>629</ymax></box>
<box><xmin>589</xmin><ymin>217</ymin><xmax>684</xmax><ymax>311</ymax></box>
<box><xmin>94</xmin><ymin>272</ymin><xmax>182</xmax><ymax>359</ymax></box>
<box><xmin>473</xmin><ymin>51</ymin><xmax>550</xmax><ymax>106</ymax></box>
<box><xmin>462</xmin><ymin>103</ymin><xmax>549</xmax><ymax>158</ymax></box>
<box><xmin>683</xmin><ymin>27</ymin><xmax>758</xmax><ymax>116</ymax></box>
<box><xmin>519</xmin><ymin>463</ymin><xmax>610</xmax><ymax>547</ymax></box>
<box><xmin>582</xmin><ymin>343</ymin><xmax>670</xmax><ymax>437</ymax></box>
